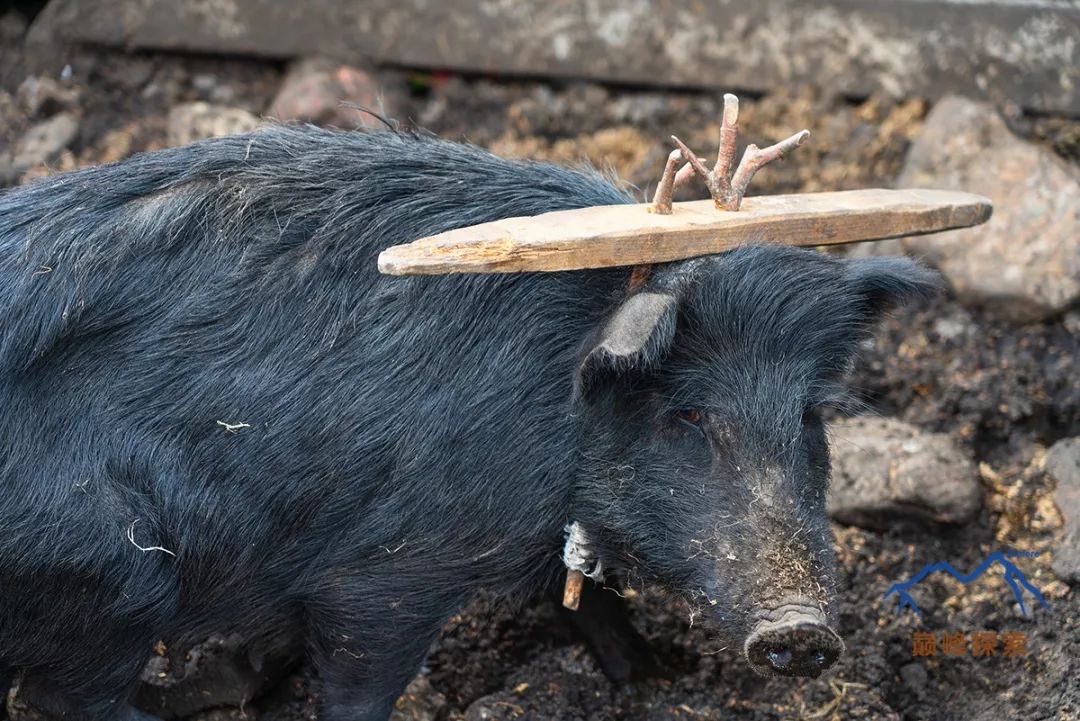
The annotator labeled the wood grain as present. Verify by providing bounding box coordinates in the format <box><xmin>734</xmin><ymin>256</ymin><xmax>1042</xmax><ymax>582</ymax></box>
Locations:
<box><xmin>562</xmin><ymin>569</ymin><xmax>585</xmax><ymax>611</ymax></box>
<box><xmin>377</xmin><ymin>188</ymin><xmax>992</xmax><ymax>276</ymax></box>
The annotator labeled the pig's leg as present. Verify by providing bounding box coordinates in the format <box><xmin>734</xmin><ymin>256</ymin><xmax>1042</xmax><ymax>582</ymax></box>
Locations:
<box><xmin>315</xmin><ymin>636</ymin><xmax>439</xmax><ymax>721</ymax></box>
<box><xmin>559</xmin><ymin>580</ymin><xmax>664</xmax><ymax>683</ymax></box>
<box><xmin>312</xmin><ymin>611</ymin><xmax>447</xmax><ymax>721</ymax></box>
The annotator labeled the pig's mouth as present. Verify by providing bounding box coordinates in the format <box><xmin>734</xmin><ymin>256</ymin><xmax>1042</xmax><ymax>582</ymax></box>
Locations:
<box><xmin>742</xmin><ymin>600</ymin><xmax>844</xmax><ymax>678</ymax></box>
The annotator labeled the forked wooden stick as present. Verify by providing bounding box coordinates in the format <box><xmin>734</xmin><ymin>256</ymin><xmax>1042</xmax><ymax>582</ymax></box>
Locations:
<box><xmin>376</xmin><ymin>92</ymin><xmax>992</xmax><ymax>278</ymax></box>
<box><xmin>651</xmin><ymin>93</ymin><xmax>810</xmax><ymax>213</ymax></box>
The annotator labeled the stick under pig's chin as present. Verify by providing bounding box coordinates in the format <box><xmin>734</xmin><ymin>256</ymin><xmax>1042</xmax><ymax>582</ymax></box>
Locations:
<box><xmin>562</xmin><ymin>521</ymin><xmax>603</xmax><ymax>610</ymax></box>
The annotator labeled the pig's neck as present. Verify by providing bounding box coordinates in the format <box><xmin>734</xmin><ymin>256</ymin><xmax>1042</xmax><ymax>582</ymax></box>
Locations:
<box><xmin>394</xmin><ymin>267</ymin><xmax>632</xmax><ymax>597</ymax></box>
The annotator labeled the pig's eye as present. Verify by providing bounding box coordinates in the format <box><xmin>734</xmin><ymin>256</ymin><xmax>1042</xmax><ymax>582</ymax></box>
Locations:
<box><xmin>674</xmin><ymin>407</ymin><xmax>703</xmax><ymax>427</ymax></box>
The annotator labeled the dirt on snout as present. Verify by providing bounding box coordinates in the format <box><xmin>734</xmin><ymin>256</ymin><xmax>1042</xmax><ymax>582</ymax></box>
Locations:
<box><xmin>1</xmin><ymin>34</ymin><xmax>1078</xmax><ymax>721</ymax></box>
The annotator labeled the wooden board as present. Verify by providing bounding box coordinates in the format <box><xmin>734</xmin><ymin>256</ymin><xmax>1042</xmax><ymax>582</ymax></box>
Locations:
<box><xmin>377</xmin><ymin>189</ymin><xmax>992</xmax><ymax>276</ymax></box>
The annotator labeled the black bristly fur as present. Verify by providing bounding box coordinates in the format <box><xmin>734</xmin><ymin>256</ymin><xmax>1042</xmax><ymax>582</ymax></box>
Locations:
<box><xmin>0</xmin><ymin>125</ymin><xmax>939</xmax><ymax>721</ymax></box>
<box><xmin>573</xmin><ymin>250</ymin><xmax>938</xmax><ymax>639</ymax></box>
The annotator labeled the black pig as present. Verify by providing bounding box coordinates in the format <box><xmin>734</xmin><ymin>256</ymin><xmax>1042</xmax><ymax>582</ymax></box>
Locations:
<box><xmin>0</xmin><ymin>126</ymin><xmax>937</xmax><ymax>721</ymax></box>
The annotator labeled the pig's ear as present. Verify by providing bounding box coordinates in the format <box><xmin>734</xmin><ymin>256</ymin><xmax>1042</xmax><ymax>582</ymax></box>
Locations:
<box><xmin>845</xmin><ymin>256</ymin><xmax>942</xmax><ymax>320</ymax></box>
<box><xmin>575</xmin><ymin>290</ymin><xmax>680</xmax><ymax>399</ymax></box>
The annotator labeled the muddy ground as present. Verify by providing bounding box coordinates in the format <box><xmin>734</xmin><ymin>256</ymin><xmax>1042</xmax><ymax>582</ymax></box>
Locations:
<box><xmin>1</xmin><ymin>13</ymin><xmax>1078</xmax><ymax>721</ymax></box>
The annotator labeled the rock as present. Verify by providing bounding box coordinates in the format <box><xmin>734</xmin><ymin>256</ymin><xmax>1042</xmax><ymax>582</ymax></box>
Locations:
<box><xmin>268</xmin><ymin>58</ymin><xmax>383</xmax><ymax>128</ymax></box>
<box><xmin>1047</xmin><ymin>437</ymin><xmax>1080</xmax><ymax>584</ymax></box>
<box><xmin>190</xmin><ymin>72</ymin><xmax>237</xmax><ymax>105</ymax></box>
<box><xmin>828</xmin><ymin>416</ymin><xmax>981</xmax><ymax>529</ymax></box>
<box><xmin>16</xmin><ymin>75</ymin><xmax>81</xmax><ymax>119</ymax></box>
<box><xmin>390</xmin><ymin>676</ymin><xmax>446</xmax><ymax>721</ymax></box>
<box><xmin>12</xmin><ymin>111</ymin><xmax>79</xmax><ymax>171</ymax></box>
<box><xmin>895</xmin><ymin>96</ymin><xmax>1080</xmax><ymax>322</ymax></box>
<box><xmin>1065</xmin><ymin>310</ymin><xmax>1080</xmax><ymax>337</ymax></box>
<box><xmin>167</xmin><ymin>102</ymin><xmax>261</xmax><ymax>146</ymax></box>
<box><xmin>191</xmin><ymin>72</ymin><xmax>218</xmax><ymax>97</ymax></box>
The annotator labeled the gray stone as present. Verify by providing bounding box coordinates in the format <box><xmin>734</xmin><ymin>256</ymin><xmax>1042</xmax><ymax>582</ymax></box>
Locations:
<box><xmin>895</xmin><ymin>96</ymin><xmax>1080</xmax><ymax>322</ymax></box>
<box><xmin>1065</xmin><ymin>311</ymin><xmax>1080</xmax><ymax>337</ymax></box>
<box><xmin>12</xmin><ymin>111</ymin><xmax>78</xmax><ymax>171</ymax></box>
<box><xmin>268</xmin><ymin>58</ymin><xmax>383</xmax><ymax>128</ymax></box>
<box><xmin>16</xmin><ymin>75</ymin><xmax>80</xmax><ymax>119</ymax></box>
<box><xmin>191</xmin><ymin>73</ymin><xmax>219</xmax><ymax>97</ymax></box>
<box><xmin>1047</xmin><ymin>437</ymin><xmax>1080</xmax><ymax>584</ymax></box>
<box><xmin>828</xmin><ymin>416</ymin><xmax>981</xmax><ymax>529</ymax></box>
<box><xmin>167</xmin><ymin>103</ymin><xmax>261</xmax><ymax>146</ymax></box>
<box><xmin>25</xmin><ymin>0</ymin><xmax>1080</xmax><ymax>115</ymax></box>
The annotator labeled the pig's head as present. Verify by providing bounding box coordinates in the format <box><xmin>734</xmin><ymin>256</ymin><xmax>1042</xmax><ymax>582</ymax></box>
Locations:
<box><xmin>571</xmin><ymin>245</ymin><xmax>939</xmax><ymax>678</ymax></box>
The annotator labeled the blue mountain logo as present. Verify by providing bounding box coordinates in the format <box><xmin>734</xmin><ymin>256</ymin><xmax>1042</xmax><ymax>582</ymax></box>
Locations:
<box><xmin>883</xmin><ymin>549</ymin><xmax>1050</xmax><ymax>617</ymax></box>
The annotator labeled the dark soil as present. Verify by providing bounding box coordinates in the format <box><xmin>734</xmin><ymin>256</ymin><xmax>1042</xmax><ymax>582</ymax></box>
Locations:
<box><xmin>1</xmin><ymin>22</ymin><xmax>1077</xmax><ymax>721</ymax></box>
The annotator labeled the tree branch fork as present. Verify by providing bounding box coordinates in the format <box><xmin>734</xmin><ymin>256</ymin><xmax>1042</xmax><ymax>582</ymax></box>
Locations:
<box><xmin>651</xmin><ymin>93</ymin><xmax>810</xmax><ymax>214</ymax></box>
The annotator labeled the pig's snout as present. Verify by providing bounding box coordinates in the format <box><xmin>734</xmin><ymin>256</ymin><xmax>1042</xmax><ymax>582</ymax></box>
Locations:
<box><xmin>743</xmin><ymin>602</ymin><xmax>844</xmax><ymax>678</ymax></box>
